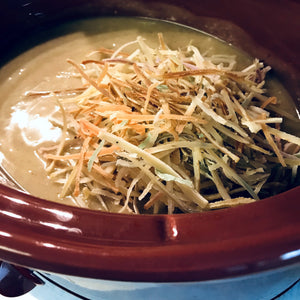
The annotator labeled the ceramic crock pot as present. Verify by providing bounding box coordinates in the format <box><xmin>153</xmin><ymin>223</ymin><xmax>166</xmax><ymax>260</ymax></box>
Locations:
<box><xmin>0</xmin><ymin>0</ymin><xmax>299</xmax><ymax>299</ymax></box>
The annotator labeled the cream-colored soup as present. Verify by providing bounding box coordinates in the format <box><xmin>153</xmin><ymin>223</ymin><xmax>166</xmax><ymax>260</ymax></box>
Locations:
<box><xmin>0</xmin><ymin>17</ymin><xmax>299</xmax><ymax>212</ymax></box>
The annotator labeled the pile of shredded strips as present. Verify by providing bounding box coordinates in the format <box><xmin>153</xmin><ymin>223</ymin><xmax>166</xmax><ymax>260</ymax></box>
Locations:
<box><xmin>34</xmin><ymin>34</ymin><xmax>300</xmax><ymax>214</ymax></box>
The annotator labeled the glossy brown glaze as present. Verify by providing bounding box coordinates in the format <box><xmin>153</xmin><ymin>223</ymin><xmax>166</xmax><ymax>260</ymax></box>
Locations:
<box><xmin>0</xmin><ymin>0</ymin><xmax>299</xmax><ymax>282</ymax></box>
<box><xmin>0</xmin><ymin>184</ymin><xmax>299</xmax><ymax>281</ymax></box>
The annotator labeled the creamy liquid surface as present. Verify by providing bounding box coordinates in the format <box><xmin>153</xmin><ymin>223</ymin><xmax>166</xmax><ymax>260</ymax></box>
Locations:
<box><xmin>0</xmin><ymin>17</ymin><xmax>298</xmax><ymax>205</ymax></box>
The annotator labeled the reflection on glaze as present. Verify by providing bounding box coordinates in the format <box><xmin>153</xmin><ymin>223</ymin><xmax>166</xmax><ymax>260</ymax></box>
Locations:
<box><xmin>40</xmin><ymin>208</ymin><xmax>82</xmax><ymax>234</ymax></box>
<box><xmin>1</xmin><ymin>211</ymin><xmax>23</xmax><ymax>220</ymax></box>
<box><xmin>5</xmin><ymin>196</ymin><xmax>29</xmax><ymax>206</ymax></box>
<box><xmin>172</xmin><ymin>225</ymin><xmax>178</xmax><ymax>238</ymax></box>
<box><xmin>39</xmin><ymin>221</ymin><xmax>82</xmax><ymax>234</ymax></box>
<box><xmin>280</xmin><ymin>249</ymin><xmax>300</xmax><ymax>261</ymax></box>
<box><xmin>42</xmin><ymin>208</ymin><xmax>74</xmax><ymax>222</ymax></box>
<box><xmin>165</xmin><ymin>216</ymin><xmax>178</xmax><ymax>240</ymax></box>
<box><xmin>0</xmin><ymin>246</ymin><xmax>31</xmax><ymax>257</ymax></box>
<box><xmin>0</xmin><ymin>231</ymin><xmax>12</xmax><ymax>237</ymax></box>
<box><xmin>39</xmin><ymin>242</ymin><xmax>56</xmax><ymax>248</ymax></box>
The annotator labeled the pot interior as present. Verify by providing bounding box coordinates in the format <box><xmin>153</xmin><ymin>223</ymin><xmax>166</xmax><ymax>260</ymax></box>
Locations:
<box><xmin>0</xmin><ymin>0</ymin><xmax>299</xmax><ymax>282</ymax></box>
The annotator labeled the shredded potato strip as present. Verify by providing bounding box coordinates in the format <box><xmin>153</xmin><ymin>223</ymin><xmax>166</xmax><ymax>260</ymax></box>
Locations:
<box><xmin>73</xmin><ymin>137</ymin><xmax>92</xmax><ymax>196</ymax></box>
<box><xmin>45</xmin><ymin>94</ymin><xmax>68</xmax><ymax>172</ymax></box>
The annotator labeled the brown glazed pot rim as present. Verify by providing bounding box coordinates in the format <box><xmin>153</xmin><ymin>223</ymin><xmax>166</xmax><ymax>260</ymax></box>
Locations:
<box><xmin>0</xmin><ymin>183</ymin><xmax>299</xmax><ymax>282</ymax></box>
<box><xmin>0</xmin><ymin>0</ymin><xmax>300</xmax><ymax>282</ymax></box>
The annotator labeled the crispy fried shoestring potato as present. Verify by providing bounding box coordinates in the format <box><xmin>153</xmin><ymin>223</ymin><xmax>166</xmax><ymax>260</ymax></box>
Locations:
<box><xmin>31</xmin><ymin>34</ymin><xmax>300</xmax><ymax>214</ymax></box>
